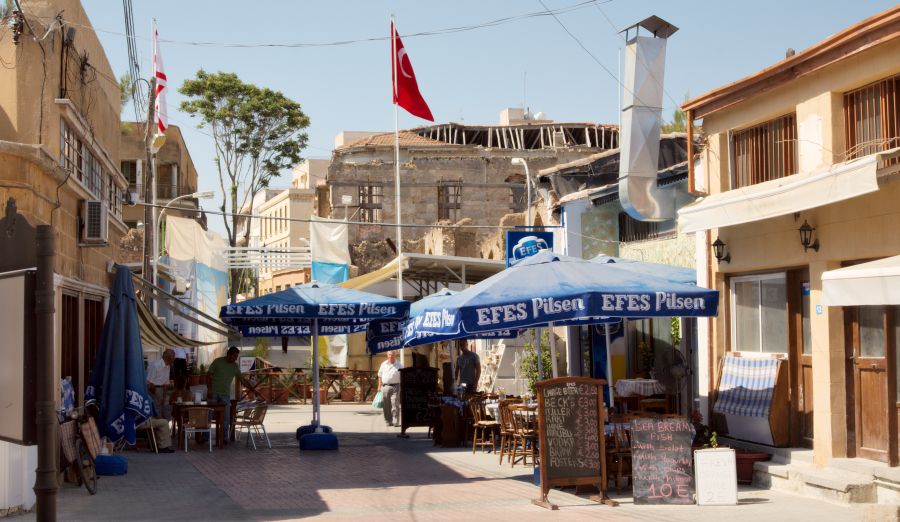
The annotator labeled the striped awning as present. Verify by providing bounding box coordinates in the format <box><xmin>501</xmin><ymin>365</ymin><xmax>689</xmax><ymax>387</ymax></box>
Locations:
<box><xmin>135</xmin><ymin>297</ymin><xmax>218</xmax><ymax>348</ymax></box>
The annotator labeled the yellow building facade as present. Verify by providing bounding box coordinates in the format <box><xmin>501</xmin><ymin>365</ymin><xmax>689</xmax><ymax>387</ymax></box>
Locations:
<box><xmin>683</xmin><ymin>8</ymin><xmax>900</xmax><ymax>466</ymax></box>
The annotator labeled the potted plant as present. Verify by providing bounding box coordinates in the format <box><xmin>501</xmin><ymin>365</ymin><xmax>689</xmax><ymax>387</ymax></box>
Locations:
<box><xmin>339</xmin><ymin>374</ymin><xmax>358</xmax><ymax>402</ymax></box>
<box><xmin>520</xmin><ymin>330</ymin><xmax>552</xmax><ymax>395</ymax></box>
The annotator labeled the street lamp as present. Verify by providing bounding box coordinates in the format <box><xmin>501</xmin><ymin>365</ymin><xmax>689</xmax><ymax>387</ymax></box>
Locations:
<box><xmin>152</xmin><ymin>190</ymin><xmax>216</xmax><ymax>296</ymax></box>
<box><xmin>511</xmin><ymin>157</ymin><xmax>532</xmax><ymax>227</ymax></box>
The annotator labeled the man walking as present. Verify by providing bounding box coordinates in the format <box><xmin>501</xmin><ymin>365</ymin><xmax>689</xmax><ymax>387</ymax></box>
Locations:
<box><xmin>377</xmin><ymin>350</ymin><xmax>403</xmax><ymax>427</ymax></box>
<box><xmin>208</xmin><ymin>346</ymin><xmax>241</xmax><ymax>443</ymax></box>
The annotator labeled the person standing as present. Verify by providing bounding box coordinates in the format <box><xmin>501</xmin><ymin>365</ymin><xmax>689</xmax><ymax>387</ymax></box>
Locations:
<box><xmin>208</xmin><ymin>346</ymin><xmax>241</xmax><ymax>443</ymax></box>
<box><xmin>455</xmin><ymin>340</ymin><xmax>481</xmax><ymax>396</ymax></box>
<box><xmin>377</xmin><ymin>350</ymin><xmax>403</xmax><ymax>427</ymax></box>
<box><xmin>143</xmin><ymin>349</ymin><xmax>176</xmax><ymax>452</ymax></box>
<box><xmin>146</xmin><ymin>349</ymin><xmax>175</xmax><ymax>419</ymax></box>
<box><xmin>172</xmin><ymin>346</ymin><xmax>189</xmax><ymax>390</ymax></box>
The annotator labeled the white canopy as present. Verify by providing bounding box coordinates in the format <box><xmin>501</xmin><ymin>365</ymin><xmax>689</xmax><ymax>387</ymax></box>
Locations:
<box><xmin>678</xmin><ymin>153</ymin><xmax>887</xmax><ymax>233</ymax></box>
<box><xmin>821</xmin><ymin>255</ymin><xmax>900</xmax><ymax>306</ymax></box>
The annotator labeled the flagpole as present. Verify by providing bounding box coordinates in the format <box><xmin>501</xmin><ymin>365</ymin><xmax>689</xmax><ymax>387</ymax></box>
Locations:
<box><xmin>392</xmin><ymin>15</ymin><xmax>406</xmax><ymax>367</ymax></box>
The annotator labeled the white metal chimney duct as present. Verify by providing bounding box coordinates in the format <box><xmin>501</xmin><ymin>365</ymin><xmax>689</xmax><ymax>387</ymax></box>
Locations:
<box><xmin>618</xmin><ymin>16</ymin><xmax>678</xmax><ymax>221</ymax></box>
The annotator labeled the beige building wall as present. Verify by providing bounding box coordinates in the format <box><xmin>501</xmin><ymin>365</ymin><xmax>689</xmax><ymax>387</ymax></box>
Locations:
<box><xmin>693</xmin><ymin>34</ymin><xmax>900</xmax><ymax>465</ymax></box>
<box><xmin>257</xmin><ymin>188</ymin><xmax>316</xmax><ymax>294</ymax></box>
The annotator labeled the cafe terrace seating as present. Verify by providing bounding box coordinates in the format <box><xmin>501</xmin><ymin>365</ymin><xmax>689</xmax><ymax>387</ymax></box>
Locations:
<box><xmin>496</xmin><ymin>399</ymin><xmax>523</xmax><ymax>465</ymax></box>
<box><xmin>181</xmin><ymin>407</ymin><xmax>214</xmax><ymax>453</ymax></box>
<box><xmin>469</xmin><ymin>395</ymin><xmax>500</xmax><ymax>454</ymax></box>
<box><xmin>509</xmin><ymin>404</ymin><xmax>538</xmax><ymax>467</ymax></box>
<box><xmin>234</xmin><ymin>401</ymin><xmax>272</xmax><ymax>450</ymax></box>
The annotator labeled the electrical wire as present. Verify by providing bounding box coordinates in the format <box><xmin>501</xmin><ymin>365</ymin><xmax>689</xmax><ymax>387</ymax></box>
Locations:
<box><xmin>38</xmin><ymin>0</ymin><xmax>610</xmax><ymax>49</ymax></box>
<box><xmin>536</xmin><ymin>0</ymin><xmax>650</xmax><ymax>111</ymax></box>
<box><xmin>592</xmin><ymin>2</ymin><xmax>682</xmax><ymax>111</ymax></box>
<box><xmin>131</xmin><ymin>201</ymin><xmax>563</xmax><ymax>231</ymax></box>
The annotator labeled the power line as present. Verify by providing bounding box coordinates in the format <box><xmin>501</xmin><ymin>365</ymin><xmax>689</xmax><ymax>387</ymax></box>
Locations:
<box><xmin>591</xmin><ymin>2</ymin><xmax>682</xmax><ymax>111</ymax></box>
<box><xmin>535</xmin><ymin>0</ymin><xmax>649</xmax><ymax>110</ymax></box>
<box><xmin>40</xmin><ymin>0</ymin><xmax>610</xmax><ymax>49</ymax></box>
<box><xmin>132</xmin><ymin>201</ymin><xmax>562</xmax><ymax>231</ymax></box>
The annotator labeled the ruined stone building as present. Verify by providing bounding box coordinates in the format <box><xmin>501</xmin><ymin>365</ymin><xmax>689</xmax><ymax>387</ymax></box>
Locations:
<box><xmin>321</xmin><ymin>108</ymin><xmax>618</xmax><ymax>272</ymax></box>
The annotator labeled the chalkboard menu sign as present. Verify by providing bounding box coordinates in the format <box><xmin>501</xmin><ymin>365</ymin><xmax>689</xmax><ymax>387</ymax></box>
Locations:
<box><xmin>532</xmin><ymin>377</ymin><xmax>615</xmax><ymax>510</ymax></box>
<box><xmin>399</xmin><ymin>367</ymin><xmax>437</xmax><ymax>436</ymax></box>
<box><xmin>631</xmin><ymin>417</ymin><xmax>695</xmax><ymax>505</ymax></box>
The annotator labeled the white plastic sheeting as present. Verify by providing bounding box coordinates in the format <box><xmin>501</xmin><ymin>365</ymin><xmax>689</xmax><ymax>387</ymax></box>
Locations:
<box><xmin>0</xmin><ymin>442</ymin><xmax>36</xmax><ymax>513</ymax></box>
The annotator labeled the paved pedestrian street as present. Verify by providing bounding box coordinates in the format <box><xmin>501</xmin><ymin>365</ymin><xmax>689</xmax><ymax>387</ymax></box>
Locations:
<box><xmin>21</xmin><ymin>404</ymin><xmax>867</xmax><ymax>522</ymax></box>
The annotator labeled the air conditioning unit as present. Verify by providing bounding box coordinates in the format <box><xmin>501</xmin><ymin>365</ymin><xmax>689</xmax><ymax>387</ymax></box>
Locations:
<box><xmin>81</xmin><ymin>200</ymin><xmax>108</xmax><ymax>244</ymax></box>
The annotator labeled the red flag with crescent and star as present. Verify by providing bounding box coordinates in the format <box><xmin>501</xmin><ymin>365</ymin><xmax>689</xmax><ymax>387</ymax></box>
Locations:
<box><xmin>391</xmin><ymin>21</ymin><xmax>434</xmax><ymax>122</ymax></box>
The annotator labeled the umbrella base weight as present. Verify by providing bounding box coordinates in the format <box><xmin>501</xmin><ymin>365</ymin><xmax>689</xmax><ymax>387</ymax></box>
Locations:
<box><xmin>299</xmin><ymin>432</ymin><xmax>338</xmax><ymax>451</ymax></box>
<box><xmin>296</xmin><ymin>424</ymin><xmax>332</xmax><ymax>440</ymax></box>
<box><xmin>95</xmin><ymin>455</ymin><xmax>128</xmax><ymax>476</ymax></box>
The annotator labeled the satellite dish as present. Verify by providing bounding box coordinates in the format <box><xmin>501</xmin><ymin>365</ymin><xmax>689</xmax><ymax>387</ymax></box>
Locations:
<box><xmin>535</xmin><ymin>111</ymin><xmax>546</xmax><ymax>120</ymax></box>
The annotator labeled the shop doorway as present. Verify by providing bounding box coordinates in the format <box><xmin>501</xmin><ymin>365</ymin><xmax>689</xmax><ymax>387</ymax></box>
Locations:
<box><xmin>788</xmin><ymin>272</ymin><xmax>814</xmax><ymax>448</ymax></box>
<box><xmin>845</xmin><ymin>306</ymin><xmax>899</xmax><ymax>465</ymax></box>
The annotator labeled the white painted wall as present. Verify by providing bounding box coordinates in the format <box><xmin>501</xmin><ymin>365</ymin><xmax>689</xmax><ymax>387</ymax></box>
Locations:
<box><xmin>0</xmin><ymin>442</ymin><xmax>36</xmax><ymax>514</ymax></box>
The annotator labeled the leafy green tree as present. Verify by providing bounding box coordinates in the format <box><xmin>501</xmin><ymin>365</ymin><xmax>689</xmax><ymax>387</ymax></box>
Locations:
<box><xmin>179</xmin><ymin>70</ymin><xmax>310</xmax><ymax>300</ymax></box>
<box><xmin>661</xmin><ymin>107</ymin><xmax>685</xmax><ymax>134</ymax></box>
<box><xmin>519</xmin><ymin>330</ymin><xmax>553</xmax><ymax>395</ymax></box>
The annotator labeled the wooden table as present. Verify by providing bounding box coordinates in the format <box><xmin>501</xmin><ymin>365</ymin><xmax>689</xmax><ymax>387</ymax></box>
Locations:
<box><xmin>172</xmin><ymin>401</ymin><xmax>235</xmax><ymax>449</ymax></box>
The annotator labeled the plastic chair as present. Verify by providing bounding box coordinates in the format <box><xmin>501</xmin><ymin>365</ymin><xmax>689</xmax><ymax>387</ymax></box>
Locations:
<box><xmin>136</xmin><ymin>420</ymin><xmax>159</xmax><ymax>453</ymax></box>
<box><xmin>235</xmin><ymin>402</ymin><xmax>271</xmax><ymax>450</ymax></box>
<box><xmin>182</xmin><ymin>407</ymin><xmax>213</xmax><ymax>452</ymax></box>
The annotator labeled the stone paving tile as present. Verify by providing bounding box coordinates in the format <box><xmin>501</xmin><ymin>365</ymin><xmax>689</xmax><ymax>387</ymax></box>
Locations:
<box><xmin>18</xmin><ymin>404</ymin><xmax>869</xmax><ymax>522</ymax></box>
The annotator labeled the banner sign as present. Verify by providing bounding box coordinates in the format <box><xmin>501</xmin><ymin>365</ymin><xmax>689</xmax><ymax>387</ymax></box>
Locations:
<box><xmin>506</xmin><ymin>231</ymin><xmax>554</xmax><ymax>267</ymax></box>
<box><xmin>416</xmin><ymin>290</ymin><xmax>717</xmax><ymax>336</ymax></box>
<box><xmin>366</xmin><ymin>317</ymin><xmax>517</xmax><ymax>354</ymax></box>
<box><xmin>237</xmin><ymin>323</ymin><xmax>367</xmax><ymax>337</ymax></box>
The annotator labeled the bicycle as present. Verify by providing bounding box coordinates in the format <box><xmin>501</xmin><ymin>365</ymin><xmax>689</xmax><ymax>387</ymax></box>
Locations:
<box><xmin>59</xmin><ymin>405</ymin><xmax>100</xmax><ymax>495</ymax></box>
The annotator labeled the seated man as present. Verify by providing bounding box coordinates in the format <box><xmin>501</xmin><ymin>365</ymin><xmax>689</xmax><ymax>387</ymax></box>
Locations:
<box><xmin>144</xmin><ymin>350</ymin><xmax>176</xmax><ymax>453</ymax></box>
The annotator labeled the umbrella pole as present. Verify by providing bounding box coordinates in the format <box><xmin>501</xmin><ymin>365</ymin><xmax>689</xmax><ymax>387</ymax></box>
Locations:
<box><xmin>548</xmin><ymin>322</ymin><xmax>559</xmax><ymax>378</ymax></box>
<box><xmin>536</xmin><ymin>328</ymin><xmax>543</xmax><ymax>382</ymax></box>
<box><xmin>312</xmin><ymin>319</ymin><xmax>320</xmax><ymax>430</ymax></box>
<box><xmin>605</xmin><ymin>323</ymin><xmax>614</xmax><ymax>409</ymax></box>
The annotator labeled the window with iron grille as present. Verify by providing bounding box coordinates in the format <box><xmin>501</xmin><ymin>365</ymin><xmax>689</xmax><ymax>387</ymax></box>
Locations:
<box><xmin>437</xmin><ymin>181</ymin><xmax>462</xmax><ymax>221</ymax></box>
<box><xmin>731</xmin><ymin>113</ymin><xmax>797</xmax><ymax>189</ymax></box>
<box><xmin>358</xmin><ymin>184</ymin><xmax>383</xmax><ymax>223</ymax></box>
<box><xmin>59</xmin><ymin>119</ymin><xmax>84</xmax><ymax>183</ymax></box>
<box><xmin>618</xmin><ymin>212</ymin><xmax>675</xmax><ymax>243</ymax></box>
<box><xmin>844</xmin><ymin>74</ymin><xmax>900</xmax><ymax>167</ymax></box>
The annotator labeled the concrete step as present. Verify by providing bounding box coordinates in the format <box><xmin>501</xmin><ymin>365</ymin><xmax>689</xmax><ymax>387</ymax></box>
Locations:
<box><xmin>753</xmin><ymin>460</ymin><xmax>877</xmax><ymax>505</ymax></box>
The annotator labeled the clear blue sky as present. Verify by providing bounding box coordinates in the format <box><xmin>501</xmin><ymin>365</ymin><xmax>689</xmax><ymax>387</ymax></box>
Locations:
<box><xmin>81</xmin><ymin>0</ymin><xmax>896</xmax><ymax>236</ymax></box>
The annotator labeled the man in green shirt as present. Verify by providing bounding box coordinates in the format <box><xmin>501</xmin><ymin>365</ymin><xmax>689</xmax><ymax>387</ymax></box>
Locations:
<box><xmin>208</xmin><ymin>346</ymin><xmax>241</xmax><ymax>443</ymax></box>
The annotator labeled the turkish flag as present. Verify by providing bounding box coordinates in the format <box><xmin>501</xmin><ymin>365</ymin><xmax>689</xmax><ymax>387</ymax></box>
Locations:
<box><xmin>391</xmin><ymin>21</ymin><xmax>434</xmax><ymax>122</ymax></box>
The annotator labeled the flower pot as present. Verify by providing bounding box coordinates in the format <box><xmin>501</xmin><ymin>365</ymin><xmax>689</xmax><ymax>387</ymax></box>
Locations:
<box><xmin>340</xmin><ymin>387</ymin><xmax>357</xmax><ymax>402</ymax></box>
<box><xmin>735</xmin><ymin>450</ymin><xmax>771</xmax><ymax>484</ymax></box>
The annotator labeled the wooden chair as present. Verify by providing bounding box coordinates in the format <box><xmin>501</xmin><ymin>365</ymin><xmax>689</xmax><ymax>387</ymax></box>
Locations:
<box><xmin>639</xmin><ymin>393</ymin><xmax>673</xmax><ymax>414</ymax></box>
<box><xmin>605</xmin><ymin>415</ymin><xmax>636</xmax><ymax>493</ymax></box>
<box><xmin>182</xmin><ymin>407</ymin><xmax>213</xmax><ymax>453</ymax></box>
<box><xmin>509</xmin><ymin>405</ymin><xmax>538</xmax><ymax>467</ymax></box>
<box><xmin>235</xmin><ymin>402</ymin><xmax>271</xmax><ymax>450</ymax></box>
<box><xmin>469</xmin><ymin>396</ymin><xmax>499</xmax><ymax>454</ymax></box>
<box><xmin>496</xmin><ymin>399</ymin><xmax>522</xmax><ymax>465</ymax></box>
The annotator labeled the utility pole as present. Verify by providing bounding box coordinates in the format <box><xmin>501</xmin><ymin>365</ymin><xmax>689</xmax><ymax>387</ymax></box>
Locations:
<box><xmin>142</xmin><ymin>77</ymin><xmax>157</xmax><ymax>305</ymax></box>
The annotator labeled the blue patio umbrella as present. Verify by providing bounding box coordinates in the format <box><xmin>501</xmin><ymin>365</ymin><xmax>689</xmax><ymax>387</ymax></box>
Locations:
<box><xmin>409</xmin><ymin>251</ymin><xmax>719</xmax><ymax>405</ymax></box>
<box><xmin>220</xmin><ymin>282</ymin><xmax>410</xmax><ymax>432</ymax></box>
<box><xmin>412</xmin><ymin>250</ymin><xmax>718</xmax><ymax>336</ymax></box>
<box><xmin>85</xmin><ymin>266</ymin><xmax>154</xmax><ymax>444</ymax></box>
<box><xmin>366</xmin><ymin>288</ymin><xmax>518</xmax><ymax>355</ymax></box>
